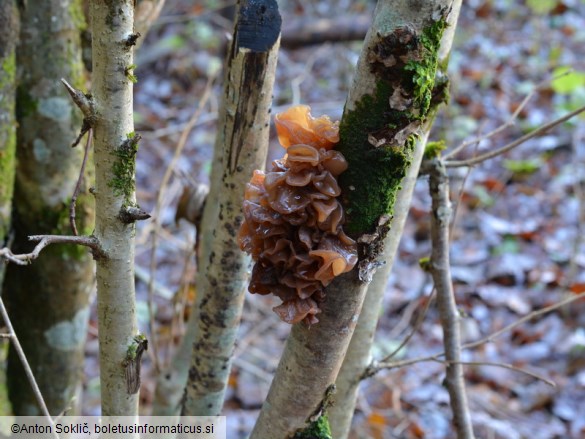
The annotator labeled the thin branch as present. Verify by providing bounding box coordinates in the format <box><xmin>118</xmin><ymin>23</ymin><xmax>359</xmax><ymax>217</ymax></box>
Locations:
<box><xmin>0</xmin><ymin>297</ymin><xmax>58</xmax><ymax>438</ymax></box>
<box><xmin>378</xmin><ymin>290</ymin><xmax>435</xmax><ymax>364</ymax></box>
<box><xmin>427</xmin><ymin>158</ymin><xmax>474</xmax><ymax>438</ymax></box>
<box><xmin>364</xmin><ymin>291</ymin><xmax>585</xmax><ymax>376</ymax></box>
<box><xmin>460</xmin><ymin>291</ymin><xmax>585</xmax><ymax>352</ymax></box>
<box><xmin>165</xmin><ymin>245</ymin><xmax>196</xmax><ymax>368</ymax></box>
<box><xmin>61</xmin><ymin>78</ymin><xmax>97</xmax><ymax>148</ymax></box>
<box><xmin>449</xmin><ymin>125</ymin><xmax>483</xmax><ymax>236</ymax></box>
<box><xmin>0</xmin><ymin>235</ymin><xmax>102</xmax><ymax>265</ymax></box>
<box><xmin>146</xmin><ymin>74</ymin><xmax>217</xmax><ymax>373</ymax></box>
<box><xmin>433</xmin><ymin>359</ymin><xmax>556</xmax><ymax>387</ymax></box>
<box><xmin>443</xmin><ymin>71</ymin><xmax>572</xmax><ymax>160</ymax></box>
<box><xmin>70</xmin><ymin>128</ymin><xmax>93</xmax><ymax>235</ymax></box>
<box><xmin>562</xmin><ymin>125</ymin><xmax>585</xmax><ymax>289</ymax></box>
<box><xmin>61</xmin><ymin>78</ymin><xmax>94</xmax><ymax>118</ymax></box>
<box><xmin>446</xmin><ymin>105</ymin><xmax>585</xmax><ymax>168</ymax></box>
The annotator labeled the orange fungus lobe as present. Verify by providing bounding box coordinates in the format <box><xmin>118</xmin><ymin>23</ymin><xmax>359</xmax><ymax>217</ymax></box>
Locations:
<box><xmin>238</xmin><ymin>105</ymin><xmax>357</xmax><ymax>325</ymax></box>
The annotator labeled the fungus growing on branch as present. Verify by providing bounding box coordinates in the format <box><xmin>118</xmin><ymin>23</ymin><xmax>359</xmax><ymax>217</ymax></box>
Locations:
<box><xmin>238</xmin><ymin>105</ymin><xmax>357</xmax><ymax>325</ymax></box>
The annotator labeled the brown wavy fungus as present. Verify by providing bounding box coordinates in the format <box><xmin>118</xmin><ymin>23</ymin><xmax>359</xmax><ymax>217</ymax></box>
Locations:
<box><xmin>238</xmin><ymin>105</ymin><xmax>358</xmax><ymax>325</ymax></box>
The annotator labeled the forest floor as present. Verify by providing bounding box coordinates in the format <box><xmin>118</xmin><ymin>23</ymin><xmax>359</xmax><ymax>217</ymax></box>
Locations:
<box><xmin>81</xmin><ymin>1</ymin><xmax>585</xmax><ymax>438</ymax></box>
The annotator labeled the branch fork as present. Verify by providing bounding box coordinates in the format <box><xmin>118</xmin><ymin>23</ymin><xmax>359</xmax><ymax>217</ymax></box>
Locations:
<box><xmin>1</xmin><ymin>235</ymin><xmax>104</xmax><ymax>265</ymax></box>
<box><xmin>61</xmin><ymin>78</ymin><xmax>97</xmax><ymax>147</ymax></box>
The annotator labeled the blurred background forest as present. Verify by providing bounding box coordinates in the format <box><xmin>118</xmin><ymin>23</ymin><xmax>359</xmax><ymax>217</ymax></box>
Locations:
<box><xmin>3</xmin><ymin>0</ymin><xmax>585</xmax><ymax>437</ymax></box>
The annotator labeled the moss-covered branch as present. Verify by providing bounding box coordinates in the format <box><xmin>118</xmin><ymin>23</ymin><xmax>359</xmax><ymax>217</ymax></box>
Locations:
<box><xmin>330</xmin><ymin>2</ymin><xmax>462</xmax><ymax>437</ymax></box>
<box><xmin>338</xmin><ymin>5</ymin><xmax>451</xmax><ymax>238</ymax></box>
<box><xmin>251</xmin><ymin>2</ymin><xmax>458</xmax><ymax>438</ymax></box>
<box><xmin>3</xmin><ymin>0</ymin><xmax>95</xmax><ymax>415</ymax></box>
<box><xmin>0</xmin><ymin>0</ymin><xmax>17</xmax><ymax>258</ymax></box>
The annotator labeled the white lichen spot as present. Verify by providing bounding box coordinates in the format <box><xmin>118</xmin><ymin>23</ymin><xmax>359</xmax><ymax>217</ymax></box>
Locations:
<box><xmin>44</xmin><ymin>307</ymin><xmax>90</xmax><ymax>352</ymax></box>
<box><xmin>33</xmin><ymin>138</ymin><xmax>51</xmax><ymax>161</ymax></box>
<box><xmin>38</xmin><ymin>97</ymin><xmax>71</xmax><ymax>123</ymax></box>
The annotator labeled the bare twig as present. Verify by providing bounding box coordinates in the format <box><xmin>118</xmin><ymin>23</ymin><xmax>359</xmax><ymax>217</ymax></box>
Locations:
<box><xmin>0</xmin><ymin>235</ymin><xmax>102</xmax><ymax>265</ymax></box>
<box><xmin>166</xmin><ymin>246</ymin><xmax>196</xmax><ymax>367</ymax></box>
<box><xmin>443</xmin><ymin>71</ymin><xmax>572</xmax><ymax>160</ymax></box>
<box><xmin>461</xmin><ymin>291</ymin><xmax>585</xmax><ymax>352</ymax></box>
<box><xmin>61</xmin><ymin>78</ymin><xmax>97</xmax><ymax>148</ymax></box>
<box><xmin>0</xmin><ymin>297</ymin><xmax>58</xmax><ymax>438</ymax></box>
<box><xmin>146</xmin><ymin>74</ymin><xmax>216</xmax><ymax>373</ymax></box>
<box><xmin>378</xmin><ymin>290</ymin><xmax>436</xmax><ymax>364</ymax></box>
<box><xmin>446</xmin><ymin>105</ymin><xmax>585</xmax><ymax>168</ymax></box>
<box><xmin>70</xmin><ymin>129</ymin><xmax>93</xmax><ymax>235</ymax></box>
<box><xmin>449</xmin><ymin>126</ymin><xmax>483</xmax><ymax>237</ymax></box>
<box><xmin>140</xmin><ymin>112</ymin><xmax>217</xmax><ymax>140</ymax></box>
<box><xmin>433</xmin><ymin>359</ymin><xmax>555</xmax><ymax>387</ymax></box>
<box><xmin>364</xmin><ymin>291</ymin><xmax>585</xmax><ymax>376</ymax></box>
<box><xmin>61</xmin><ymin>78</ymin><xmax>93</xmax><ymax>118</ymax></box>
<box><xmin>562</xmin><ymin>124</ymin><xmax>585</xmax><ymax>289</ymax></box>
<box><xmin>288</xmin><ymin>45</ymin><xmax>329</xmax><ymax>105</ymax></box>
<box><xmin>427</xmin><ymin>158</ymin><xmax>474</xmax><ymax>439</ymax></box>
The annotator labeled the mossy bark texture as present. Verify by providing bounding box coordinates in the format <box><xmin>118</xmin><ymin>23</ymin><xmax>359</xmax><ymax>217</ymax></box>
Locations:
<box><xmin>0</xmin><ymin>0</ymin><xmax>18</xmax><ymax>286</ymax></box>
<box><xmin>178</xmin><ymin>0</ymin><xmax>281</xmax><ymax>416</ymax></box>
<box><xmin>0</xmin><ymin>5</ymin><xmax>17</xmax><ymax>415</ymax></box>
<box><xmin>330</xmin><ymin>1</ymin><xmax>462</xmax><ymax>437</ymax></box>
<box><xmin>3</xmin><ymin>0</ymin><xmax>94</xmax><ymax>415</ymax></box>
<box><xmin>91</xmin><ymin>0</ymin><xmax>139</xmax><ymax>416</ymax></box>
<box><xmin>251</xmin><ymin>1</ymin><xmax>458</xmax><ymax>437</ymax></box>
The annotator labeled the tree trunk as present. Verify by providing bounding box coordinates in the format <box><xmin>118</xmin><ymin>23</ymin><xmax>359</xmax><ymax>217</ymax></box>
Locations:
<box><xmin>3</xmin><ymin>0</ymin><xmax>94</xmax><ymax>415</ymax></box>
<box><xmin>329</xmin><ymin>131</ymin><xmax>428</xmax><ymax>437</ymax></box>
<box><xmin>330</xmin><ymin>2</ymin><xmax>462</xmax><ymax>436</ymax></box>
<box><xmin>251</xmin><ymin>1</ymin><xmax>456</xmax><ymax>437</ymax></box>
<box><xmin>0</xmin><ymin>0</ymin><xmax>17</xmax><ymax>286</ymax></box>
<box><xmin>135</xmin><ymin>0</ymin><xmax>165</xmax><ymax>44</ymax></box>
<box><xmin>91</xmin><ymin>0</ymin><xmax>140</xmax><ymax>416</ymax></box>
<box><xmin>180</xmin><ymin>0</ymin><xmax>281</xmax><ymax>416</ymax></box>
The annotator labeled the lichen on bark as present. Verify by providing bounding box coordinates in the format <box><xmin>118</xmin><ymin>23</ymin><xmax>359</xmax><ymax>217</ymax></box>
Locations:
<box><xmin>3</xmin><ymin>0</ymin><xmax>94</xmax><ymax>415</ymax></box>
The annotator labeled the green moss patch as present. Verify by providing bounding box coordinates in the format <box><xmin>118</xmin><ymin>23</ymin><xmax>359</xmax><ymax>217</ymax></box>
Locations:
<box><xmin>337</xmin><ymin>14</ymin><xmax>449</xmax><ymax>236</ymax></box>
<box><xmin>0</xmin><ymin>52</ymin><xmax>17</xmax><ymax>242</ymax></box>
<box><xmin>424</xmin><ymin>140</ymin><xmax>447</xmax><ymax>159</ymax></box>
<box><xmin>338</xmin><ymin>82</ymin><xmax>415</xmax><ymax>236</ymax></box>
<box><xmin>405</xmin><ymin>17</ymin><xmax>448</xmax><ymax>116</ymax></box>
<box><xmin>109</xmin><ymin>132</ymin><xmax>140</xmax><ymax>202</ymax></box>
<box><xmin>68</xmin><ymin>0</ymin><xmax>87</xmax><ymax>32</ymax></box>
<box><xmin>293</xmin><ymin>415</ymin><xmax>332</xmax><ymax>439</ymax></box>
<box><xmin>0</xmin><ymin>124</ymin><xmax>16</xmax><ymax>208</ymax></box>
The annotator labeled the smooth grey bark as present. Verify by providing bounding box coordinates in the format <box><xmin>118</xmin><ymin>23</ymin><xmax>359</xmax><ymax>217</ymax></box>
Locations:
<box><xmin>329</xmin><ymin>131</ymin><xmax>428</xmax><ymax>437</ymax></box>
<box><xmin>3</xmin><ymin>0</ymin><xmax>94</xmax><ymax>415</ymax></box>
<box><xmin>180</xmin><ymin>0</ymin><xmax>281</xmax><ymax>416</ymax></box>
<box><xmin>251</xmin><ymin>1</ymin><xmax>457</xmax><ymax>437</ymax></box>
<box><xmin>91</xmin><ymin>0</ymin><xmax>140</xmax><ymax>416</ymax></box>
<box><xmin>330</xmin><ymin>2</ymin><xmax>462</xmax><ymax>436</ymax></box>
